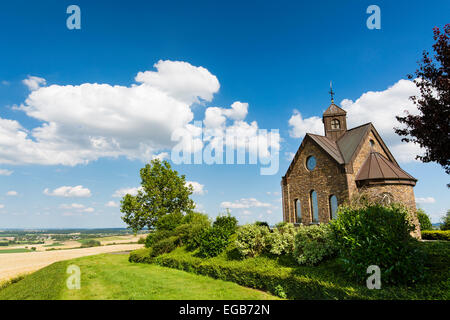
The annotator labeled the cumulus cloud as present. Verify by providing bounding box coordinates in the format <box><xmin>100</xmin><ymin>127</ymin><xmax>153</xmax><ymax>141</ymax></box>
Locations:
<box><xmin>221</xmin><ymin>198</ymin><xmax>272</xmax><ymax>209</ymax></box>
<box><xmin>44</xmin><ymin>185</ymin><xmax>91</xmax><ymax>197</ymax></box>
<box><xmin>288</xmin><ymin>79</ymin><xmax>424</xmax><ymax>163</ymax></box>
<box><xmin>59</xmin><ymin>203</ymin><xmax>94</xmax><ymax>213</ymax></box>
<box><xmin>6</xmin><ymin>191</ymin><xmax>18</xmax><ymax>196</ymax></box>
<box><xmin>186</xmin><ymin>181</ymin><xmax>206</xmax><ymax>195</ymax></box>
<box><xmin>105</xmin><ymin>201</ymin><xmax>119</xmax><ymax>207</ymax></box>
<box><xmin>0</xmin><ymin>60</ymin><xmax>275</xmax><ymax>167</ymax></box>
<box><xmin>112</xmin><ymin>187</ymin><xmax>141</xmax><ymax>198</ymax></box>
<box><xmin>415</xmin><ymin>197</ymin><xmax>436</xmax><ymax>204</ymax></box>
<box><xmin>22</xmin><ymin>75</ymin><xmax>46</xmax><ymax>91</ymax></box>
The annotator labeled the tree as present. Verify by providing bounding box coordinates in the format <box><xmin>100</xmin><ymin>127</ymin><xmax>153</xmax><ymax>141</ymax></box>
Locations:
<box><xmin>441</xmin><ymin>210</ymin><xmax>450</xmax><ymax>231</ymax></box>
<box><xmin>121</xmin><ymin>159</ymin><xmax>195</xmax><ymax>233</ymax></box>
<box><xmin>395</xmin><ymin>24</ymin><xmax>450</xmax><ymax>183</ymax></box>
<box><xmin>416</xmin><ymin>208</ymin><xmax>433</xmax><ymax>231</ymax></box>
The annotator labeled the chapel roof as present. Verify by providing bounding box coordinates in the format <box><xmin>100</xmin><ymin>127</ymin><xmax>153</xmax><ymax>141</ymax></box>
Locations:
<box><xmin>355</xmin><ymin>152</ymin><xmax>417</xmax><ymax>182</ymax></box>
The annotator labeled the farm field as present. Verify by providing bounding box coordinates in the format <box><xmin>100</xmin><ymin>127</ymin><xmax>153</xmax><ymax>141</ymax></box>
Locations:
<box><xmin>0</xmin><ymin>243</ymin><xmax>143</xmax><ymax>282</ymax></box>
<box><xmin>0</xmin><ymin>253</ymin><xmax>279</xmax><ymax>300</ymax></box>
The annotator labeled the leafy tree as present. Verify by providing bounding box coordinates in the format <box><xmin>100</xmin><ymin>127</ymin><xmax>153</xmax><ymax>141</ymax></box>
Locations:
<box><xmin>441</xmin><ymin>210</ymin><xmax>450</xmax><ymax>230</ymax></box>
<box><xmin>417</xmin><ymin>208</ymin><xmax>433</xmax><ymax>231</ymax></box>
<box><xmin>395</xmin><ymin>24</ymin><xmax>450</xmax><ymax>183</ymax></box>
<box><xmin>121</xmin><ymin>159</ymin><xmax>195</xmax><ymax>233</ymax></box>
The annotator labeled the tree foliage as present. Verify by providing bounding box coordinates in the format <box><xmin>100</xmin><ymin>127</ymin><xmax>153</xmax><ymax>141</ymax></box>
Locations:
<box><xmin>121</xmin><ymin>159</ymin><xmax>195</xmax><ymax>233</ymax></box>
<box><xmin>395</xmin><ymin>24</ymin><xmax>450</xmax><ymax>181</ymax></box>
<box><xmin>441</xmin><ymin>210</ymin><xmax>450</xmax><ymax>231</ymax></box>
<box><xmin>417</xmin><ymin>208</ymin><xmax>433</xmax><ymax>231</ymax></box>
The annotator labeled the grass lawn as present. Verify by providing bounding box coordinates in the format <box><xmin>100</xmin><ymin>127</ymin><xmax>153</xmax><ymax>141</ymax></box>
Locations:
<box><xmin>0</xmin><ymin>248</ymin><xmax>32</xmax><ymax>254</ymax></box>
<box><xmin>0</xmin><ymin>253</ymin><xmax>279</xmax><ymax>300</ymax></box>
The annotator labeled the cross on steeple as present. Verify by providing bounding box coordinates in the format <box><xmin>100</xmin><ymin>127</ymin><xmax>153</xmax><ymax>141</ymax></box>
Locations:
<box><xmin>329</xmin><ymin>81</ymin><xmax>335</xmax><ymax>103</ymax></box>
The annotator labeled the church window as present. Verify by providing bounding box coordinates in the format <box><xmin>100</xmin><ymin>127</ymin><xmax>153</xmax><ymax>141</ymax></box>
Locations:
<box><xmin>369</xmin><ymin>139</ymin><xmax>375</xmax><ymax>147</ymax></box>
<box><xmin>295</xmin><ymin>199</ymin><xmax>302</xmax><ymax>223</ymax></box>
<box><xmin>306</xmin><ymin>156</ymin><xmax>316</xmax><ymax>171</ymax></box>
<box><xmin>329</xmin><ymin>195</ymin><xmax>338</xmax><ymax>220</ymax></box>
<box><xmin>310</xmin><ymin>190</ymin><xmax>319</xmax><ymax>223</ymax></box>
<box><xmin>331</xmin><ymin>119</ymin><xmax>340</xmax><ymax>129</ymax></box>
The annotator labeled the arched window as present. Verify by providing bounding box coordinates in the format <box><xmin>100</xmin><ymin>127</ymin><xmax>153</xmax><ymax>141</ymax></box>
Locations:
<box><xmin>369</xmin><ymin>139</ymin><xmax>375</xmax><ymax>147</ymax></box>
<box><xmin>329</xmin><ymin>195</ymin><xmax>338</xmax><ymax>220</ymax></box>
<box><xmin>310</xmin><ymin>190</ymin><xmax>319</xmax><ymax>223</ymax></box>
<box><xmin>295</xmin><ymin>199</ymin><xmax>302</xmax><ymax>223</ymax></box>
<box><xmin>331</xmin><ymin>119</ymin><xmax>340</xmax><ymax>129</ymax></box>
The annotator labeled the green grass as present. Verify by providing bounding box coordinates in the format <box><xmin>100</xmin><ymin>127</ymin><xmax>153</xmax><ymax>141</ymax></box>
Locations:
<box><xmin>141</xmin><ymin>240</ymin><xmax>450</xmax><ymax>300</ymax></box>
<box><xmin>0</xmin><ymin>248</ymin><xmax>32</xmax><ymax>254</ymax></box>
<box><xmin>0</xmin><ymin>253</ymin><xmax>279</xmax><ymax>300</ymax></box>
<box><xmin>43</xmin><ymin>243</ymin><xmax>64</xmax><ymax>247</ymax></box>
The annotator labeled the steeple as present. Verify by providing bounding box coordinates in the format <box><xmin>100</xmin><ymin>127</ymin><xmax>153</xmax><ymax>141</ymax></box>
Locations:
<box><xmin>322</xmin><ymin>83</ymin><xmax>347</xmax><ymax>141</ymax></box>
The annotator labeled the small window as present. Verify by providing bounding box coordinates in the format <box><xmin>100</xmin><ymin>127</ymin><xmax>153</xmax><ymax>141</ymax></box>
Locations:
<box><xmin>379</xmin><ymin>192</ymin><xmax>394</xmax><ymax>206</ymax></box>
<box><xmin>306</xmin><ymin>156</ymin><xmax>316</xmax><ymax>171</ymax></box>
<box><xmin>295</xmin><ymin>199</ymin><xmax>302</xmax><ymax>223</ymax></box>
<box><xmin>329</xmin><ymin>195</ymin><xmax>338</xmax><ymax>220</ymax></box>
<box><xmin>310</xmin><ymin>190</ymin><xmax>319</xmax><ymax>223</ymax></box>
<box><xmin>369</xmin><ymin>139</ymin><xmax>375</xmax><ymax>147</ymax></box>
<box><xmin>331</xmin><ymin>119</ymin><xmax>340</xmax><ymax>129</ymax></box>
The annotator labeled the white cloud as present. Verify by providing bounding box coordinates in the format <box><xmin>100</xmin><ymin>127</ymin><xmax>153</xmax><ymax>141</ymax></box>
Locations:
<box><xmin>44</xmin><ymin>185</ymin><xmax>91</xmax><ymax>197</ymax></box>
<box><xmin>59</xmin><ymin>203</ymin><xmax>85</xmax><ymax>209</ymax></box>
<box><xmin>6</xmin><ymin>190</ymin><xmax>18</xmax><ymax>196</ymax></box>
<box><xmin>0</xmin><ymin>169</ymin><xmax>13</xmax><ymax>176</ymax></box>
<box><xmin>22</xmin><ymin>75</ymin><xmax>46</xmax><ymax>91</ymax></box>
<box><xmin>82</xmin><ymin>207</ymin><xmax>95</xmax><ymax>213</ymax></box>
<box><xmin>112</xmin><ymin>187</ymin><xmax>141</xmax><ymax>198</ymax></box>
<box><xmin>186</xmin><ymin>181</ymin><xmax>206</xmax><ymax>195</ymax></box>
<box><xmin>105</xmin><ymin>201</ymin><xmax>119</xmax><ymax>207</ymax></box>
<box><xmin>221</xmin><ymin>198</ymin><xmax>272</xmax><ymax>209</ymax></box>
<box><xmin>415</xmin><ymin>197</ymin><xmax>436</xmax><ymax>204</ymax></box>
<box><xmin>288</xmin><ymin>110</ymin><xmax>323</xmax><ymax>138</ymax></box>
<box><xmin>288</xmin><ymin>79</ymin><xmax>423</xmax><ymax>163</ymax></box>
<box><xmin>0</xmin><ymin>204</ymin><xmax>4</xmax><ymax>209</ymax></box>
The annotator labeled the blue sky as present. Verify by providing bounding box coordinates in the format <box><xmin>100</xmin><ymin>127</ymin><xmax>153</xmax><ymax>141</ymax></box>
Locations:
<box><xmin>0</xmin><ymin>0</ymin><xmax>448</xmax><ymax>228</ymax></box>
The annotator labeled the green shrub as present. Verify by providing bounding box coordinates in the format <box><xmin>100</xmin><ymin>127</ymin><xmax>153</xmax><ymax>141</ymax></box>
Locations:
<box><xmin>422</xmin><ymin>230</ymin><xmax>450</xmax><ymax>241</ymax></box>
<box><xmin>80</xmin><ymin>239</ymin><xmax>101</xmax><ymax>248</ymax></box>
<box><xmin>213</xmin><ymin>213</ymin><xmax>238</xmax><ymax>237</ymax></box>
<box><xmin>330</xmin><ymin>204</ymin><xmax>425</xmax><ymax>285</ymax></box>
<box><xmin>235</xmin><ymin>224</ymin><xmax>270</xmax><ymax>258</ymax></box>
<box><xmin>266</xmin><ymin>223</ymin><xmax>297</xmax><ymax>256</ymax></box>
<box><xmin>145</xmin><ymin>229</ymin><xmax>173</xmax><ymax>248</ymax></box>
<box><xmin>137</xmin><ymin>236</ymin><xmax>146</xmax><ymax>244</ymax></box>
<box><xmin>155</xmin><ymin>212</ymin><xmax>184</xmax><ymax>231</ymax></box>
<box><xmin>293</xmin><ymin>224</ymin><xmax>337</xmax><ymax>265</ymax></box>
<box><xmin>417</xmin><ymin>208</ymin><xmax>433</xmax><ymax>231</ymax></box>
<box><xmin>198</xmin><ymin>227</ymin><xmax>230</xmax><ymax>258</ymax></box>
<box><xmin>254</xmin><ymin>221</ymin><xmax>270</xmax><ymax>229</ymax></box>
<box><xmin>172</xmin><ymin>212</ymin><xmax>211</xmax><ymax>250</ymax></box>
<box><xmin>151</xmin><ymin>236</ymin><xmax>179</xmax><ymax>256</ymax></box>
<box><xmin>129</xmin><ymin>248</ymin><xmax>154</xmax><ymax>263</ymax></box>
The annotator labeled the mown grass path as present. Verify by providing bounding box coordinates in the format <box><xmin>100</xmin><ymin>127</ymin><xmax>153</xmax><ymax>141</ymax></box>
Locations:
<box><xmin>0</xmin><ymin>253</ymin><xmax>279</xmax><ymax>300</ymax></box>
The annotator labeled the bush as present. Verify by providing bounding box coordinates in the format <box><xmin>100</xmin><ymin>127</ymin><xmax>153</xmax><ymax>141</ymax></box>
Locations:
<box><xmin>293</xmin><ymin>224</ymin><xmax>337</xmax><ymax>265</ymax></box>
<box><xmin>235</xmin><ymin>224</ymin><xmax>271</xmax><ymax>258</ymax></box>
<box><xmin>266</xmin><ymin>223</ymin><xmax>297</xmax><ymax>256</ymax></box>
<box><xmin>330</xmin><ymin>204</ymin><xmax>425</xmax><ymax>285</ymax></box>
<box><xmin>129</xmin><ymin>248</ymin><xmax>154</xmax><ymax>263</ymax></box>
<box><xmin>151</xmin><ymin>236</ymin><xmax>179</xmax><ymax>256</ymax></box>
<box><xmin>417</xmin><ymin>208</ymin><xmax>433</xmax><ymax>231</ymax></box>
<box><xmin>137</xmin><ymin>236</ymin><xmax>146</xmax><ymax>244</ymax></box>
<box><xmin>422</xmin><ymin>230</ymin><xmax>450</xmax><ymax>241</ymax></box>
<box><xmin>145</xmin><ymin>229</ymin><xmax>173</xmax><ymax>248</ymax></box>
<box><xmin>213</xmin><ymin>213</ymin><xmax>238</xmax><ymax>237</ymax></box>
<box><xmin>198</xmin><ymin>227</ymin><xmax>230</xmax><ymax>258</ymax></box>
<box><xmin>174</xmin><ymin>212</ymin><xmax>211</xmax><ymax>250</ymax></box>
<box><xmin>254</xmin><ymin>221</ymin><xmax>270</xmax><ymax>229</ymax></box>
<box><xmin>80</xmin><ymin>239</ymin><xmax>101</xmax><ymax>248</ymax></box>
<box><xmin>155</xmin><ymin>212</ymin><xmax>184</xmax><ymax>231</ymax></box>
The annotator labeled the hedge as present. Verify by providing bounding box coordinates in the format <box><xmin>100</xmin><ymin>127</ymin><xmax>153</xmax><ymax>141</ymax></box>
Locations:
<box><xmin>129</xmin><ymin>247</ymin><xmax>362</xmax><ymax>300</ymax></box>
<box><xmin>422</xmin><ymin>230</ymin><xmax>450</xmax><ymax>241</ymax></box>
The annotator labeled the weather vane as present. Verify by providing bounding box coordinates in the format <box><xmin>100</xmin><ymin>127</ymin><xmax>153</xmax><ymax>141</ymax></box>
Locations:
<box><xmin>329</xmin><ymin>81</ymin><xmax>335</xmax><ymax>103</ymax></box>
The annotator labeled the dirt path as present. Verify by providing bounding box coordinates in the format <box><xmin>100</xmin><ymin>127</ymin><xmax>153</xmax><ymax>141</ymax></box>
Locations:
<box><xmin>0</xmin><ymin>244</ymin><xmax>143</xmax><ymax>282</ymax></box>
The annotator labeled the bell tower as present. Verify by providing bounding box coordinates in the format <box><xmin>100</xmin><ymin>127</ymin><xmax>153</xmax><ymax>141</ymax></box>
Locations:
<box><xmin>323</xmin><ymin>82</ymin><xmax>347</xmax><ymax>141</ymax></box>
